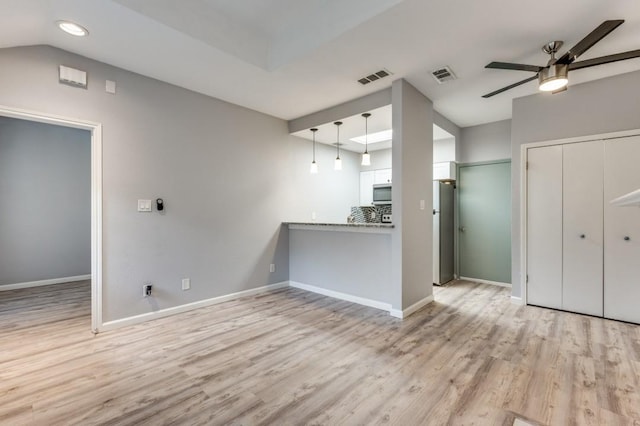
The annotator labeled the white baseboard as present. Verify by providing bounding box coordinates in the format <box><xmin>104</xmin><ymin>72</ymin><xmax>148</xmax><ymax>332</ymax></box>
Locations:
<box><xmin>389</xmin><ymin>294</ymin><xmax>435</xmax><ymax>319</ymax></box>
<box><xmin>99</xmin><ymin>281</ymin><xmax>289</xmax><ymax>332</ymax></box>
<box><xmin>510</xmin><ymin>296</ymin><xmax>524</xmax><ymax>305</ymax></box>
<box><xmin>289</xmin><ymin>281</ymin><xmax>392</xmax><ymax>313</ymax></box>
<box><xmin>460</xmin><ymin>276</ymin><xmax>512</xmax><ymax>288</ymax></box>
<box><xmin>0</xmin><ymin>274</ymin><xmax>91</xmax><ymax>291</ymax></box>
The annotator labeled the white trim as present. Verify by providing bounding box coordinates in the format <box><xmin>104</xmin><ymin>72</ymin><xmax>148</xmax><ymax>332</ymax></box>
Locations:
<box><xmin>289</xmin><ymin>281</ymin><xmax>392</xmax><ymax>312</ymax></box>
<box><xmin>519</xmin><ymin>128</ymin><xmax>640</xmax><ymax>309</ymax></box>
<box><xmin>389</xmin><ymin>294</ymin><xmax>435</xmax><ymax>319</ymax></box>
<box><xmin>0</xmin><ymin>274</ymin><xmax>91</xmax><ymax>291</ymax></box>
<box><xmin>101</xmin><ymin>281</ymin><xmax>289</xmax><ymax>332</ymax></box>
<box><xmin>0</xmin><ymin>105</ymin><xmax>103</xmax><ymax>333</ymax></box>
<box><xmin>460</xmin><ymin>276</ymin><xmax>512</xmax><ymax>288</ymax></box>
<box><xmin>510</xmin><ymin>296</ymin><xmax>524</xmax><ymax>306</ymax></box>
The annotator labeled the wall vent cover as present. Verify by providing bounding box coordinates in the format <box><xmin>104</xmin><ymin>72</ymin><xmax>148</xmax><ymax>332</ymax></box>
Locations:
<box><xmin>357</xmin><ymin>69</ymin><xmax>392</xmax><ymax>85</ymax></box>
<box><xmin>431</xmin><ymin>66</ymin><xmax>457</xmax><ymax>84</ymax></box>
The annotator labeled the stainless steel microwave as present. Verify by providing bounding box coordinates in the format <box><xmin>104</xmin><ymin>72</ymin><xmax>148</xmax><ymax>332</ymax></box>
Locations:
<box><xmin>372</xmin><ymin>183</ymin><xmax>392</xmax><ymax>205</ymax></box>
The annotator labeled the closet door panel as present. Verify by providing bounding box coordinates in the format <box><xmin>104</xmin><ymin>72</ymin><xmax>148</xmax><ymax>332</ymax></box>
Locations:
<box><xmin>562</xmin><ymin>141</ymin><xmax>603</xmax><ymax>316</ymax></box>
<box><xmin>604</xmin><ymin>135</ymin><xmax>640</xmax><ymax>324</ymax></box>
<box><xmin>527</xmin><ymin>145</ymin><xmax>563</xmax><ymax>309</ymax></box>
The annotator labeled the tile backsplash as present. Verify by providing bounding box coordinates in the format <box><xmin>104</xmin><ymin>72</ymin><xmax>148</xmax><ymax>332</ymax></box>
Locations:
<box><xmin>350</xmin><ymin>205</ymin><xmax>392</xmax><ymax>223</ymax></box>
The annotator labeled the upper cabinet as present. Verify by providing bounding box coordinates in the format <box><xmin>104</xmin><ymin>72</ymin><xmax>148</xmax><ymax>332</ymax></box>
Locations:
<box><xmin>434</xmin><ymin>161</ymin><xmax>456</xmax><ymax>181</ymax></box>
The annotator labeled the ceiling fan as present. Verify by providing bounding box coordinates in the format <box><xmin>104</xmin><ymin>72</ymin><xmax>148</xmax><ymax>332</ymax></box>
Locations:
<box><xmin>482</xmin><ymin>20</ymin><xmax>640</xmax><ymax>98</ymax></box>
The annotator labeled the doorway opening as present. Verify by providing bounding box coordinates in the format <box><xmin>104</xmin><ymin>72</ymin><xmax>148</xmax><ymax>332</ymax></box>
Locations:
<box><xmin>0</xmin><ymin>105</ymin><xmax>102</xmax><ymax>333</ymax></box>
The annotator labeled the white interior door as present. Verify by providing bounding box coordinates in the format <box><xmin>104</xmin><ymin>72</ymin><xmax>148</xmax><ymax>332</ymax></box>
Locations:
<box><xmin>562</xmin><ymin>141</ymin><xmax>603</xmax><ymax>316</ymax></box>
<box><xmin>604</xmin><ymin>135</ymin><xmax>640</xmax><ymax>324</ymax></box>
<box><xmin>527</xmin><ymin>145</ymin><xmax>563</xmax><ymax>309</ymax></box>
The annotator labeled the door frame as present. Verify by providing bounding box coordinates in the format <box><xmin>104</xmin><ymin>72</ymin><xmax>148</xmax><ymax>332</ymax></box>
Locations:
<box><xmin>0</xmin><ymin>105</ymin><xmax>103</xmax><ymax>333</ymax></box>
<box><xmin>519</xmin><ymin>128</ymin><xmax>640</xmax><ymax>306</ymax></box>
<box><xmin>456</xmin><ymin>159</ymin><xmax>511</xmax><ymax>285</ymax></box>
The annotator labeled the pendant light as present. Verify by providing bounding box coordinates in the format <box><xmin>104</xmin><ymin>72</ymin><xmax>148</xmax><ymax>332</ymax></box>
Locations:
<box><xmin>334</xmin><ymin>121</ymin><xmax>342</xmax><ymax>170</ymax></box>
<box><xmin>309</xmin><ymin>128</ymin><xmax>318</xmax><ymax>174</ymax></box>
<box><xmin>361</xmin><ymin>113</ymin><xmax>371</xmax><ymax>166</ymax></box>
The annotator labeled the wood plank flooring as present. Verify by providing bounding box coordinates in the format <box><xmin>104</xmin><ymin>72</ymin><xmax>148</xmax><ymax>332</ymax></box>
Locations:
<box><xmin>1</xmin><ymin>280</ymin><xmax>640</xmax><ymax>425</ymax></box>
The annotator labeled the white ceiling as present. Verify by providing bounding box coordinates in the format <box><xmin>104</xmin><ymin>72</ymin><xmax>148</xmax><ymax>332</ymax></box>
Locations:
<box><xmin>1</xmin><ymin>0</ymin><xmax>640</xmax><ymax>127</ymax></box>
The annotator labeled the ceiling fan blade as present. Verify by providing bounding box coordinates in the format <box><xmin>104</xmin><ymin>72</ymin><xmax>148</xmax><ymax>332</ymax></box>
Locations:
<box><xmin>569</xmin><ymin>49</ymin><xmax>640</xmax><ymax>71</ymax></box>
<box><xmin>556</xmin><ymin>20</ymin><xmax>624</xmax><ymax>64</ymax></box>
<box><xmin>482</xmin><ymin>75</ymin><xmax>538</xmax><ymax>98</ymax></box>
<box><xmin>485</xmin><ymin>62</ymin><xmax>543</xmax><ymax>72</ymax></box>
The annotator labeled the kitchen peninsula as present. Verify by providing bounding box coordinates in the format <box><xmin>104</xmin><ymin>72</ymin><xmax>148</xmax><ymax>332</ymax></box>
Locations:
<box><xmin>285</xmin><ymin>221</ymin><xmax>398</xmax><ymax>316</ymax></box>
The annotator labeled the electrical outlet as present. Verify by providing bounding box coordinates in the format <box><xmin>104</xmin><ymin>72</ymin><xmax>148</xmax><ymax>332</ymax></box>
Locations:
<box><xmin>420</xmin><ymin>199</ymin><xmax>426</xmax><ymax>210</ymax></box>
<box><xmin>181</xmin><ymin>278</ymin><xmax>190</xmax><ymax>290</ymax></box>
<box><xmin>371</xmin><ymin>211</ymin><xmax>376</xmax><ymax>219</ymax></box>
<box><xmin>269</xmin><ymin>264</ymin><xmax>275</xmax><ymax>273</ymax></box>
<box><xmin>311</xmin><ymin>211</ymin><xmax>317</xmax><ymax>221</ymax></box>
<box><xmin>143</xmin><ymin>283</ymin><xmax>152</xmax><ymax>297</ymax></box>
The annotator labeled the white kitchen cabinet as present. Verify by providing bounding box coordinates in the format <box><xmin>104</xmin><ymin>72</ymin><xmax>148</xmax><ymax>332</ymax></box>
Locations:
<box><xmin>374</xmin><ymin>168</ymin><xmax>392</xmax><ymax>184</ymax></box>
<box><xmin>359</xmin><ymin>171</ymin><xmax>375</xmax><ymax>205</ymax></box>
<box><xmin>526</xmin><ymin>145</ymin><xmax>563</xmax><ymax>310</ymax></box>
<box><xmin>562</xmin><ymin>141</ymin><xmax>603</xmax><ymax>316</ymax></box>
<box><xmin>604</xmin><ymin>135</ymin><xmax>640</xmax><ymax>324</ymax></box>
<box><xmin>433</xmin><ymin>162</ymin><xmax>456</xmax><ymax>181</ymax></box>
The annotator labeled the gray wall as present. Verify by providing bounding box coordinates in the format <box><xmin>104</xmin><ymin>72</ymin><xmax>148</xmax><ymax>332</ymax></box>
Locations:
<box><xmin>459</xmin><ymin>119</ymin><xmax>511</xmax><ymax>164</ymax></box>
<box><xmin>392</xmin><ymin>79</ymin><xmax>433</xmax><ymax>309</ymax></box>
<box><xmin>511</xmin><ymin>69</ymin><xmax>640</xmax><ymax>298</ymax></box>
<box><xmin>289</xmin><ymin>229</ymin><xmax>392</xmax><ymax>303</ymax></box>
<box><xmin>0</xmin><ymin>116</ymin><xmax>91</xmax><ymax>286</ymax></box>
<box><xmin>0</xmin><ymin>45</ymin><xmax>357</xmax><ymax>322</ymax></box>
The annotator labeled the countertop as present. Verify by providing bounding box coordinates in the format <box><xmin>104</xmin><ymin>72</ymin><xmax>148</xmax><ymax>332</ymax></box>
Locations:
<box><xmin>284</xmin><ymin>222</ymin><xmax>394</xmax><ymax>233</ymax></box>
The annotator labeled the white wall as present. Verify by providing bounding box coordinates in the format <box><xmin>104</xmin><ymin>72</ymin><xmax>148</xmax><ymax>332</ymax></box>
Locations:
<box><xmin>459</xmin><ymin>119</ymin><xmax>511</xmax><ymax>164</ymax></box>
<box><xmin>511</xmin><ymin>69</ymin><xmax>640</xmax><ymax>298</ymax></box>
<box><xmin>0</xmin><ymin>45</ymin><xmax>358</xmax><ymax>322</ymax></box>
<box><xmin>0</xmin><ymin>116</ymin><xmax>91</xmax><ymax>286</ymax></box>
<box><xmin>360</xmin><ymin>148</ymin><xmax>392</xmax><ymax>172</ymax></box>
<box><xmin>287</xmin><ymin>137</ymin><xmax>360</xmax><ymax>223</ymax></box>
<box><xmin>433</xmin><ymin>137</ymin><xmax>455</xmax><ymax>163</ymax></box>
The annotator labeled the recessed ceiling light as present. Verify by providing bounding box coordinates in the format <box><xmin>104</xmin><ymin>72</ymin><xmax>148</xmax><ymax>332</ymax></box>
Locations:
<box><xmin>350</xmin><ymin>129</ymin><xmax>393</xmax><ymax>145</ymax></box>
<box><xmin>56</xmin><ymin>21</ymin><xmax>89</xmax><ymax>37</ymax></box>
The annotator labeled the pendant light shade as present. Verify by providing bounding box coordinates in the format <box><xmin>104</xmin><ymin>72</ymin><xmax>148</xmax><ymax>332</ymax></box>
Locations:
<box><xmin>361</xmin><ymin>113</ymin><xmax>371</xmax><ymax>166</ymax></box>
<box><xmin>334</xmin><ymin>121</ymin><xmax>342</xmax><ymax>171</ymax></box>
<box><xmin>309</xmin><ymin>128</ymin><xmax>318</xmax><ymax>174</ymax></box>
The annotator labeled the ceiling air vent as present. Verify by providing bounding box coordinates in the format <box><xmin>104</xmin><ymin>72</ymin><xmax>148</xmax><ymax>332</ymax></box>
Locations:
<box><xmin>431</xmin><ymin>66</ymin><xmax>457</xmax><ymax>84</ymax></box>
<box><xmin>358</xmin><ymin>69</ymin><xmax>392</xmax><ymax>85</ymax></box>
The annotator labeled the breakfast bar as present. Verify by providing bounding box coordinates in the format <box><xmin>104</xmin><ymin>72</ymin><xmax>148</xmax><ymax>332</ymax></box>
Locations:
<box><xmin>286</xmin><ymin>222</ymin><xmax>397</xmax><ymax>315</ymax></box>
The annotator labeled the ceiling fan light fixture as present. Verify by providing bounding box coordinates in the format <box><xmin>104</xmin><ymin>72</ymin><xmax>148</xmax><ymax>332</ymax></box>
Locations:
<box><xmin>538</xmin><ymin>64</ymin><xmax>568</xmax><ymax>92</ymax></box>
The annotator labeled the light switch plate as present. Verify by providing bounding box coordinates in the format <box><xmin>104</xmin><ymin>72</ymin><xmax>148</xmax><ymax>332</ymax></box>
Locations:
<box><xmin>138</xmin><ymin>199</ymin><xmax>152</xmax><ymax>212</ymax></box>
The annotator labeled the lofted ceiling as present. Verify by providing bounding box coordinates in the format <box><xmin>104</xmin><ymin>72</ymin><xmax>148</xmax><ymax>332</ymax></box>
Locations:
<box><xmin>1</xmin><ymin>0</ymin><xmax>639</xmax><ymax>127</ymax></box>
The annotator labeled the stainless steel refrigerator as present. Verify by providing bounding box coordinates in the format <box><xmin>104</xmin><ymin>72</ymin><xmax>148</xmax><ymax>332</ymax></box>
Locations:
<box><xmin>433</xmin><ymin>180</ymin><xmax>455</xmax><ymax>285</ymax></box>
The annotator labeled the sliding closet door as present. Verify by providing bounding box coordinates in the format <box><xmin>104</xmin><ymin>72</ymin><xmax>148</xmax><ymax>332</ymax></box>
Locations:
<box><xmin>527</xmin><ymin>145</ymin><xmax>563</xmax><ymax>309</ymax></box>
<box><xmin>562</xmin><ymin>141</ymin><xmax>603</xmax><ymax>316</ymax></box>
<box><xmin>604</xmin><ymin>135</ymin><xmax>640</xmax><ymax>324</ymax></box>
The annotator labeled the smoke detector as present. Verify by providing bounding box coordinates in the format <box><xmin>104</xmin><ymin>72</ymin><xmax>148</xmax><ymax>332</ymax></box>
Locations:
<box><xmin>431</xmin><ymin>66</ymin><xmax>457</xmax><ymax>84</ymax></box>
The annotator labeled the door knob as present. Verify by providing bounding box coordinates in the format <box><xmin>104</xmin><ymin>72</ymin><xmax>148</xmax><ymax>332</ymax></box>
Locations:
<box><xmin>580</xmin><ymin>234</ymin><xmax>585</xmax><ymax>239</ymax></box>
<box><xmin>624</xmin><ymin>236</ymin><xmax>631</xmax><ymax>241</ymax></box>
<box><xmin>459</xmin><ymin>226</ymin><xmax>466</xmax><ymax>232</ymax></box>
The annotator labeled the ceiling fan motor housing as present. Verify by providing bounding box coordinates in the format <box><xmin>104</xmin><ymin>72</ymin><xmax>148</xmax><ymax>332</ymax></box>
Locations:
<box><xmin>539</xmin><ymin>63</ymin><xmax>568</xmax><ymax>91</ymax></box>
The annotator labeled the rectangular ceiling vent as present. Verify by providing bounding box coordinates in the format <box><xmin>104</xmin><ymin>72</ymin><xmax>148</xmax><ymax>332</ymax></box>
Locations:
<box><xmin>358</xmin><ymin>68</ymin><xmax>392</xmax><ymax>85</ymax></box>
<box><xmin>431</xmin><ymin>66</ymin><xmax>457</xmax><ymax>84</ymax></box>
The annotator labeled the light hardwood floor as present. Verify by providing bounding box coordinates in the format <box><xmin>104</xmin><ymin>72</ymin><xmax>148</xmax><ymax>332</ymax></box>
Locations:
<box><xmin>1</xmin><ymin>280</ymin><xmax>640</xmax><ymax>425</ymax></box>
